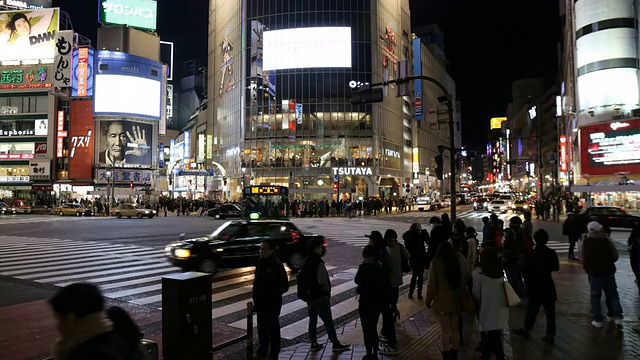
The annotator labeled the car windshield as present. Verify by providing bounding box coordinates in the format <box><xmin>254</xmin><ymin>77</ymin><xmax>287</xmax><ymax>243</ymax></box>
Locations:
<box><xmin>210</xmin><ymin>221</ymin><xmax>244</xmax><ymax>240</ymax></box>
<box><xmin>515</xmin><ymin>200</ymin><xmax>525</xmax><ymax>204</ymax></box>
<box><xmin>492</xmin><ymin>200</ymin><xmax>505</xmax><ymax>204</ymax></box>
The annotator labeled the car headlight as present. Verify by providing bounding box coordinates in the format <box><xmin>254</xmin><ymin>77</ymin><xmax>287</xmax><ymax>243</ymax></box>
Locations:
<box><xmin>523</xmin><ymin>204</ymin><xmax>528</xmax><ymax>208</ymax></box>
<box><xmin>145</xmin><ymin>210</ymin><xmax>150</xmax><ymax>214</ymax></box>
<box><xmin>165</xmin><ymin>245</ymin><xmax>172</xmax><ymax>253</ymax></box>
<box><xmin>473</xmin><ymin>202</ymin><xmax>477</xmax><ymax>206</ymax></box>
<box><xmin>174</xmin><ymin>249</ymin><xmax>191</xmax><ymax>259</ymax></box>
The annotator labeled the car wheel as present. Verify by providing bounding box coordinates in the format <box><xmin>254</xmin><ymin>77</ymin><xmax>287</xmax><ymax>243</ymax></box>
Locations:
<box><xmin>116</xmin><ymin>213</ymin><xmax>122</xmax><ymax>218</ymax></box>
<box><xmin>287</xmin><ymin>253</ymin><xmax>303</xmax><ymax>271</ymax></box>
<box><xmin>215</xmin><ymin>214</ymin><xmax>221</xmax><ymax>219</ymax></box>
<box><xmin>198</xmin><ymin>260</ymin><xmax>217</xmax><ymax>274</ymax></box>
<box><xmin>137</xmin><ymin>213</ymin><xmax>143</xmax><ymax>219</ymax></box>
<box><xmin>58</xmin><ymin>211</ymin><xmax>64</xmax><ymax>216</ymax></box>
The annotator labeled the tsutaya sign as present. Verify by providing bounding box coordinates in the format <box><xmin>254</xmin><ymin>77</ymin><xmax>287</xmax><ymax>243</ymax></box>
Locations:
<box><xmin>331</xmin><ymin>167</ymin><xmax>373</xmax><ymax>176</ymax></box>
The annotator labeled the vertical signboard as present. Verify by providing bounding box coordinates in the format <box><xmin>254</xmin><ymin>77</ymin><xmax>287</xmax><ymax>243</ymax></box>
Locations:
<box><xmin>53</xmin><ymin>30</ymin><xmax>73</xmax><ymax>87</ymax></box>
<box><xmin>29</xmin><ymin>160</ymin><xmax>51</xmax><ymax>180</ymax></box>
<box><xmin>559</xmin><ymin>135</ymin><xmax>568</xmax><ymax>173</ymax></box>
<box><xmin>56</xmin><ymin>110</ymin><xmax>66</xmax><ymax>158</ymax></box>
<box><xmin>206</xmin><ymin>134</ymin><xmax>213</xmax><ymax>159</ymax></box>
<box><xmin>183</xmin><ymin>131</ymin><xmax>191</xmax><ymax>160</ymax></box>
<box><xmin>159</xmin><ymin>142</ymin><xmax>164</xmax><ymax>169</ymax></box>
<box><xmin>197</xmin><ymin>134</ymin><xmax>205</xmax><ymax>163</ymax></box>
<box><xmin>72</xmin><ymin>47</ymin><xmax>94</xmax><ymax>97</ymax></box>
<box><xmin>295</xmin><ymin>103</ymin><xmax>303</xmax><ymax>125</ymax></box>
<box><xmin>68</xmin><ymin>101</ymin><xmax>94</xmax><ymax>179</ymax></box>
<box><xmin>169</xmin><ymin>138</ymin><xmax>175</xmax><ymax>164</ymax></box>
<box><xmin>412</xmin><ymin>38</ymin><xmax>423</xmax><ymax>121</ymax></box>
<box><xmin>166</xmin><ymin>84</ymin><xmax>174</xmax><ymax>119</ymax></box>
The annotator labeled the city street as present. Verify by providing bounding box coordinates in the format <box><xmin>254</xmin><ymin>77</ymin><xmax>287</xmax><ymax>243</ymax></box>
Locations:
<box><xmin>0</xmin><ymin>206</ymin><xmax>635</xmax><ymax>359</ymax></box>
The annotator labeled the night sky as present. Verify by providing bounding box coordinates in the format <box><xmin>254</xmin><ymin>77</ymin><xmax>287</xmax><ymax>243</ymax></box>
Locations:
<box><xmin>53</xmin><ymin>0</ymin><xmax>560</xmax><ymax>147</ymax></box>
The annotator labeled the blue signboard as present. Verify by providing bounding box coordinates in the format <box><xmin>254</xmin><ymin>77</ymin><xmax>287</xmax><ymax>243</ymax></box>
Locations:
<box><xmin>412</xmin><ymin>38</ymin><xmax>423</xmax><ymax>121</ymax></box>
<box><xmin>159</xmin><ymin>142</ymin><xmax>164</xmax><ymax>169</ymax></box>
<box><xmin>93</xmin><ymin>50</ymin><xmax>163</xmax><ymax>120</ymax></box>
<box><xmin>71</xmin><ymin>47</ymin><xmax>94</xmax><ymax>97</ymax></box>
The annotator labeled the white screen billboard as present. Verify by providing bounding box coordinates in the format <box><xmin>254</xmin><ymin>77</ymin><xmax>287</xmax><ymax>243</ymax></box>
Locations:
<box><xmin>263</xmin><ymin>27</ymin><xmax>351</xmax><ymax>71</ymax></box>
<box><xmin>94</xmin><ymin>74</ymin><xmax>161</xmax><ymax>118</ymax></box>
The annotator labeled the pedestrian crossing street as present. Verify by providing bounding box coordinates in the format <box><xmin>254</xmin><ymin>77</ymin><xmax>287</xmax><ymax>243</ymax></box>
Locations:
<box><xmin>0</xmin><ymin>235</ymin><xmax>408</xmax><ymax>341</ymax></box>
<box><xmin>291</xmin><ymin>211</ymin><xmax>571</xmax><ymax>254</ymax></box>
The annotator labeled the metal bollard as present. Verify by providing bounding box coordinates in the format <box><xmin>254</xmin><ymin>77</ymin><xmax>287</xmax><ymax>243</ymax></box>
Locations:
<box><xmin>140</xmin><ymin>338</ymin><xmax>159</xmax><ymax>360</ymax></box>
<box><xmin>246</xmin><ymin>302</ymin><xmax>254</xmax><ymax>359</ymax></box>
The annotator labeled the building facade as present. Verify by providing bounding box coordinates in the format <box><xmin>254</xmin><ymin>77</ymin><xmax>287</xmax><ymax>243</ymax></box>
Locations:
<box><xmin>561</xmin><ymin>0</ymin><xmax>640</xmax><ymax>209</ymax></box>
<box><xmin>207</xmin><ymin>0</ymin><xmax>459</xmax><ymax>201</ymax></box>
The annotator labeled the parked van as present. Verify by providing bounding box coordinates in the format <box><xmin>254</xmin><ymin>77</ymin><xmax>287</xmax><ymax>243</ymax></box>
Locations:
<box><xmin>7</xmin><ymin>199</ymin><xmax>31</xmax><ymax>214</ymax></box>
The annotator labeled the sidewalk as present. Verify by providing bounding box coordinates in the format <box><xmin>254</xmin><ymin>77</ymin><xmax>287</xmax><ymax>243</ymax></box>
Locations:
<box><xmin>278</xmin><ymin>258</ymin><xmax>640</xmax><ymax>360</ymax></box>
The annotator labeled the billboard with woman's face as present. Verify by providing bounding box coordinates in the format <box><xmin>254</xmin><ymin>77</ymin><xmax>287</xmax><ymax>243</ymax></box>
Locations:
<box><xmin>0</xmin><ymin>8</ymin><xmax>59</xmax><ymax>63</ymax></box>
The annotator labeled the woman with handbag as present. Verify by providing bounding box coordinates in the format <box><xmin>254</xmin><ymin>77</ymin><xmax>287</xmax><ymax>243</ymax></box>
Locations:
<box><xmin>472</xmin><ymin>247</ymin><xmax>509</xmax><ymax>360</ymax></box>
<box><xmin>425</xmin><ymin>241</ymin><xmax>464</xmax><ymax>360</ymax></box>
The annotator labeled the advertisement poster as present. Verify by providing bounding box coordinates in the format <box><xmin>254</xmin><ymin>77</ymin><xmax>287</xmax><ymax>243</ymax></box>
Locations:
<box><xmin>0</xmin><ymin>65</ymin><xmax>51</xmax><ymax>90</ymax></box>
<box><xmin>99</xmin><ymin>0</ymin><xmax>157</xmax><ymax>31</ymax></box>
<box><xmin>0</xmin><ymin>8</ymin><xmax>59</xmax><ymax>63</ymax></box>
<box><xmin>96</xmin><ymin>119</ymin><xmax>154</xmax><ymax>167</ymax></box>
<box><xmin>53</xmin><ymin>29</ymin><xmax>72</xmax><ymax>87</ymax></box>
<box><xmin>0</xmin><ymin>1</ymin><xmax>52</xmax><ymax>9</ymax></box>
<box><xmin>94</xmin><ymin>50</ymin><xmax>163</xmax><ymax>120</ymax></box>
<box><xmin>581</xmin><ymin>118</ymin><xmax>640</xmax><ymax>175</ymax></box>
<box><xmin>72</xmin><ymin>47</ymin><xmax>94</xmax><ymax>97</ymax></box>
<box><xmin>69</xmin><ymin>101</ymin><xmax>94</xmax><ymax>179</ymax></box>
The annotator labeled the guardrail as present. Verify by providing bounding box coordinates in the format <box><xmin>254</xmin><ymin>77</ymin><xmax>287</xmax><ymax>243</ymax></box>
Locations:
<box><xmin>211</xmin><ymin>301</ymin><xmax>254</xmax><ymax>358</ymax></box>
<box><xmin>42</xmin><ymin>338</ymin><xmax>158</xmax><ymax>360</ymax></box>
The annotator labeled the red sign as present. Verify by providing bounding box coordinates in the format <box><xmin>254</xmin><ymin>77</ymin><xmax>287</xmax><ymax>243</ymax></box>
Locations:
<box><xmin>68</xmin><ymin>100</ymin><xmax>94</xmax><ymax>180</ymax></box>
<box><xmin>559</xmin><ymin>135</ymin><xmax>568</xmax><ymax>172</ymax></box>
<box><xmin>34</xmin><ymin>142</ymin><xmax>47</xmax><ymax>155</ymax></box>
<box><xmin>0</xmin><ymin>154</ymin><xmax>34</xmax><ymax>160</ymax></box>
<box><xmin>77</xmin><ymin>48</ymin><xmax>89</xmax><ymax>97</ymax></box>
<box><xmin>580</xmin><ymin>118</ymin><xmax>640</xmax><ymax>175</ymax></box>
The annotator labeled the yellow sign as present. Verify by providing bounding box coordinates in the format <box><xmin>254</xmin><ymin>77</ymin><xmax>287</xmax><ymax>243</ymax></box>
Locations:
<box><xmin>251</xmin><ymin>186</ymin><xmax>281</xmax><ymax>194</ymax></box>
<box><xmin>490</xmin><ymin>117</ymin><xmax>507</xmax><ymax>130</ymax></box>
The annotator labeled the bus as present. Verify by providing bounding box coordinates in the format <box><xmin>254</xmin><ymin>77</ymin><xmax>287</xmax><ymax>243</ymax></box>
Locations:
<box><xmin>241</xmin><ymin>185</ymin><xmax>290</xmax><ymax>220</ymax></box>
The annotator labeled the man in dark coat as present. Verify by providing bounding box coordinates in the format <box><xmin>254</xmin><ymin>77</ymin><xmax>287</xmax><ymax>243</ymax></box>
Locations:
<box><xmin>563</xmin><ymin>212</ymin><xmax>587</xmax><ymax>260</ymax></box>
<box><xmin>403</xmin><ymin>223</ymin><xmax>429</xmax><ymax>298</ymax></box>
<box><xmin>427</xmin><ymin>216</ymin><xmax>448</xmax><ymax>269</ymax></box>
<box><xmin>253</xmin><ymin>241</ymin><xmax>290</xmax><ymax>359</ymax></box>
<box><xmin>512</xmin><ymin>229</ymin><xmax>560</xmax><ymax>344</ymax></box>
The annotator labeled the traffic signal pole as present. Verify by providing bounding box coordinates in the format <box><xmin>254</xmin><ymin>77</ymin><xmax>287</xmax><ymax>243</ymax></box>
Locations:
<box><xmin>353</xmin><ymin>75</ymin><xmax>458</xmax><ymax>222</ymax></box>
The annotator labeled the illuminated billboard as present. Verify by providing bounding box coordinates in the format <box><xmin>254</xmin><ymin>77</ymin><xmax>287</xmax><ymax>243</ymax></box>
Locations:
<box><xmin>72</xmin><ymin>47</ymin><xmax>94</xmax><ymax>97</ymax></box>
<box><xmin>490</xmin><ymin>117</ymin><xmax>507</xmax><ymax>130</ymax></box>
<box><xmin>69</xmin><ymin>101</ymin><xmax>94</xmax><ymax>179</ymax></box>
<box><xmin>95</xmin><ymin>119</ymin><xmax>154</xmax><ymax>168</ymax></box>
<box><xmin>580</xmin><ymin>118</ymin><xmax>640</xmax><ymax>175</ymax></box>
<box><xmin>263</xmin><ymin>27</ymin><xmax>352</xmax><ymax>71</ymax></box>
<box><xmin>94</xmin><ymin>51</ymin><xmax>163</xmax><ymax>120</ymax></box>
<box><xmin>0</xmin><ymin>1</ymin><xmax>51</xmax><ymax>9</ymax></box>
<box><xmin>99</xmin><ymin>0</ymin><xmax>157</xmax><ymax>31</ymax></box>
<box><xmin>0</xmin><ymin>8</ymin><xmax>59</xmax><ymax>63</ymax></box>
<box><xmin>0</xmin><ymin>65</ymin><xmax>51</xmax><ymax>90</ymax></box>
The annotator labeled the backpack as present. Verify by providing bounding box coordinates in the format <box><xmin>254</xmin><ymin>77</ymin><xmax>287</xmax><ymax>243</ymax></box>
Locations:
<box><xmin>296</xmin><ymin>259</ymin><xmax>318</xmax><ymax>302</ymax></box>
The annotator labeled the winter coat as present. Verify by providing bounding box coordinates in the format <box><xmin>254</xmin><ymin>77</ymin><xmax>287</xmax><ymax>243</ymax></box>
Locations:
<box><xmin>629</xmin><ymin>235</ymin><xmax>640</xmax><ymax>276</ymax></box>
<box><xmin>581</xmin><ymin>231</ymin><xmax>619</xmax><ymax>277</ymax></box>
<box><xmin>465</xmin><ymin>236</ymin><xmax>478</xmax><ymax>273</ymax></box>
<box><xmin>252</xmin><ymin>255</ymin><xmax>289</xmax><ymax>312</ymax></box>
<box><xmin>471</xmin><ymin>269</ymin><xmax>509</xmax><ymax>332</ymax></box>
<box><xmin>425</xmin><ymin>258</ymin><xmax>462</xmax><ymax>314</ymax></box>
<box><xmin>388</xmin><ymin>241</ymin><xmax>410</xmax><ymax>288</ymax></box>
<box><xmin>298</xmin><ymin>253</ymin><xmax>331</xmax><ymax>301</ymax></box>
<box><xmin>523</xmin><ymin>244</ymin><xmax>559</xmax><ymax>301</ymax></box>
<box><xmin>403</xmin><ymin>229</ymin><xmax>428</xmax><ymax>264</ymax></box>
<box><xmin>502</xmin><ymin>225</ymin><xmax>524</xmax><ymax>259</ymax></box>
<box><xmin>354</xmin><ymin>258</ymin><xmax>387</xmax><ymax>306</ymax></box>
<box><xmin>427</xmin><ymin>225</ymin><xmax>448</xmax><ymax>267</ymax></box>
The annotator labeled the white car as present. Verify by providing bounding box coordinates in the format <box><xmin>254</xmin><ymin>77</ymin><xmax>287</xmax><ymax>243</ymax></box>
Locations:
<box><xmin>416</xmin><ymin>196</ymin><xmax>433</xmax><ymax>211</ymax></box>
<box><xmin>441</xmin><ymin>196</ymin><xmax>451</xmax><ymax>207</ymax></box>
<box><xmin>488</xmin><ymin>200</ymin><xmax>509</xmax><ymax>213</ymax></box>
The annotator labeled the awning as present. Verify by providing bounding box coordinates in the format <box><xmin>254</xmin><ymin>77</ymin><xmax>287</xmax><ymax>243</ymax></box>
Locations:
<box><xmin>569</xmin><ymin>184</ymin><xmax>640</xmax><ymax>193</ymax></box>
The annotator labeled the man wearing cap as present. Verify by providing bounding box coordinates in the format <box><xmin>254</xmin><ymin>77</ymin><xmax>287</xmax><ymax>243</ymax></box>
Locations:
<box><xmin>502</xmin><ymin>216</ymin><xmax>526</xmax><ymax>298</ymax></box>
<box><xmin>365</xmin><ymin>230</ymin><xmax>397</xmax><ymax>355</ymax></box>
<box><xmin>581</xmin><ymin>221</ymin><xmax>623</xmax><ymax>328</ymax></box>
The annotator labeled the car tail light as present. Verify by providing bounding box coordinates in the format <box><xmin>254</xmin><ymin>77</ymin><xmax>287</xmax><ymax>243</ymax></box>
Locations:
<box><xmin>323</xmin><ymin>238</ymin><xmax>327</xmax><ymax>246</ymax></box>
<box><xmin>291</xmin><ymin>232</ymin><xmax>300</xmax><ymax>243</ymax></box>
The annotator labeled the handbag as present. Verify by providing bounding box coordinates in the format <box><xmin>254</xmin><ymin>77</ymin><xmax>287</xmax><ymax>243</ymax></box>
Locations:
<box><xmin>400</xmin><ymin>246</ymin><xmax>411</xmax><ymax>273</ymax></box>
<box><xmin>503</xmin><ymin>279</ymin><xmax>521</xmax><ymax>307</ymax></box>
<box><xmin>460</xmin><ymin>289</ymin><xmax>477</xmax><ymax>314</ymax></box>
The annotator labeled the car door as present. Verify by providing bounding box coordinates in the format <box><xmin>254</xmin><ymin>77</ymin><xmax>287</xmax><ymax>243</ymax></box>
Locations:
<box><xmin>221</xmin><ymin>223</ymin><xmax>263</xmax><ymax>268</ymax></box>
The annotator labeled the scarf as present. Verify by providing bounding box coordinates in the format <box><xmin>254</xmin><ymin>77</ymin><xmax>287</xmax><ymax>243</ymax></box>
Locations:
<box><xmin>53</xmin><ymin>312</ymin><xmax>113</xmax><ymax>360</ymax></box>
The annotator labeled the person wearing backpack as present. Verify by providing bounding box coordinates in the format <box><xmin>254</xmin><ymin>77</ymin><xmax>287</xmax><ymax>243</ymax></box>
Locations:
<box><xmin>355</xmin><ymin>244</ymin><xmax>387</xmax><ymax>360</ymax></box>
<box><xmin>252</xmin><ymin>240</ymin><xmax>290</xmax><ymax>359</ymax></box>
<box><xmin>502</xmin><ymin>216</ymin><xmax>526</xmax><ymax>298</ymax></box>
<box><xmin>297</xmin><ymin>237</ymin><xmax>349</xmax><ymax>353</ymax></box>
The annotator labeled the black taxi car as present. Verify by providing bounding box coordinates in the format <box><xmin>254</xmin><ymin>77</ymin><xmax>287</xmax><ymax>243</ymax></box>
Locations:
<box><xmin>164</xmin><ymin>220</ymin><xmax>327</xmax><ymax>274</ymax></box>
<box><xmin>579</xmin><ymin>206</ymin><xmax>640</xmax><ymax>229</ymax></box>
<box><xmin>207</xmin><ymin>203</ymin><xmax>243</xmax><ymax>219</ymax></box>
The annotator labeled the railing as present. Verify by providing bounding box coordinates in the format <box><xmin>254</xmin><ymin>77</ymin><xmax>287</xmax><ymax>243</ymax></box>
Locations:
<box><xmin>42</xmin><ymin>338</ymin><xmax>158</xmax><ymax>360</ymax></box>
<box><xmin>211</xmin><ymin>302</ymin><xmax>254</xmax><ymax>359</ymax></box>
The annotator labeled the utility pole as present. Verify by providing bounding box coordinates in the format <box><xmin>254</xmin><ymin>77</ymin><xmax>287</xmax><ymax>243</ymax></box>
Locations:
<box><xmin>351</xmin><ymin>75</ymin><xmax>458</xmax><ymax>222</ymax></box>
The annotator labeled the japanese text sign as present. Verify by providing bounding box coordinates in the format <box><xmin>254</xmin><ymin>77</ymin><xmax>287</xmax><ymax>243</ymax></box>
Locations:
<box><xmin>95</xmin><ymin>168</ymin><xmax>152</xmax><ymax>184</ymax></box>
<box><xmin>99</xmin><ymin>0</ymin><xmax>157</xmax><ymax>31</ymax></box>
<box><xmin>29</xmin><ymin>160</ymin><xmax>50</xmax><ymax>180</ymax></box>
<box><xmin>53</xmin><ymin>30</ymin><xmax>72</xmax><ymax>88</ymax></box>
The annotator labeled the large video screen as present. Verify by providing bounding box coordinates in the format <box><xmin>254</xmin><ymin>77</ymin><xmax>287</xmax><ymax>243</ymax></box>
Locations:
<box><xmin>0</xmin><ymin>8</ymin><xmax>59</xmax><ymax>63</ymax></box>
<box><xmin>95</xmin><ymin>75</ymin><xmax>161</xmax><ymax>118</ymax></box>
<box><xmin>263</xmin><ymin>27</ymin><xmax>351</xmax><ymax>71</ymax></box>
<box><xmin>96</xmin><ymin>119</ymin><xmax>154</xmax><ymax>168</ymax></box>
<box><xmin>580</xmin><ymin>118</ymin><xmax>640</xmax><ymax>175</ymax></box>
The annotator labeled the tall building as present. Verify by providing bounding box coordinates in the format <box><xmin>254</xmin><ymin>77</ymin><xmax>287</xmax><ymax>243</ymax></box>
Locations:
<box><xmin>206</xmin><ymin>0</ymin><xmax>460</xmax><ymax>200</ymax></box>
<box><xmin>561</xmin><ymin>0</ymin><xmax>640</xmax><ymax>208</ymax></box>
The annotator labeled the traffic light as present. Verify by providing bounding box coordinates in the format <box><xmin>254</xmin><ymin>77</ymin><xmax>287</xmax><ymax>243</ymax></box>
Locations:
<box><xmin>130</xmin><ymin>182</ymin><xmax>134</xmax><ymax>190</ymax></box>
<box><xmin>350</xmin><ymin>87</ymin><xmax>384</xmax><ymax>104</ymax></box>
<box><xmin>435</xmin><ymin>154</ymin><xmax>444</xmax><ymax>180</ymax></box>
<box><xmin>332</xmin><ymin>182</ymin><xmax>338</xmax><ymax>192</ymax></box>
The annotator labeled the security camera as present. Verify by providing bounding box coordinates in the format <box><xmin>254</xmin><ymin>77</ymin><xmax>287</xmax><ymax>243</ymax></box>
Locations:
<box><xmin>588</xmin><ymin>110</ymin><xmax>595</xmax><ymax>117</ymax></box>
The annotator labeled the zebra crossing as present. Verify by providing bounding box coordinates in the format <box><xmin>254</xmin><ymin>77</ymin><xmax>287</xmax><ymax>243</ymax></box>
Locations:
<box><xmin>0</xmin><ymin>215</ymin><xmax>107</xmax><ymax>225</ymax></box>
<box><xmin>0</xmin><ymin>235</ymin><xmax>395</xmax><ymax>341</ymax></box>
<box><xmin>291</xmin><ymin>212</ymin><xmax>571</xmax><ymax>254</ymax></box>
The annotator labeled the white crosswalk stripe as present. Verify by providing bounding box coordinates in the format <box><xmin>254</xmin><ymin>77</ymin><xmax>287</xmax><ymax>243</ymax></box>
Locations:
<box><xmin>0</xmin><ymin>235</ymin><xmax>370</xmax><ymax>341</ymax></box>
<box><xmin>291</xmin><ymin>213</ymin><xmax>571</xmax><ymax>254</ymax></box>
<box><xmin>0</xmin><ymin>215</ymin><xmax>109</xmax><ymax>225</ymax></box>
